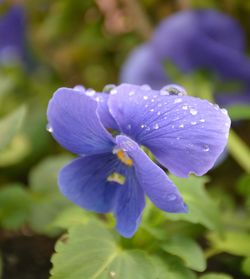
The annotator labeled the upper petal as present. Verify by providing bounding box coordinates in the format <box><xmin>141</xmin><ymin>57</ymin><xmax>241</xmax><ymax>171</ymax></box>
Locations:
<box><xmin>116</xmin><ymin>135</ymin><xmax>187</xmax><ymax>214</ymax></box>
<box><xmin>109</xmin><ymin>84</ymin><xmax>231</xmax><ymax>177</ymax></box>
<box><xmin>58</xmin><ymin>153</ymin><xmax>121</xmax><ymax>213</ymax></box>
<box><xmin>47</xmin><ymin>87</ymin><xmax>115</xmax><ymax>155</ymax></box>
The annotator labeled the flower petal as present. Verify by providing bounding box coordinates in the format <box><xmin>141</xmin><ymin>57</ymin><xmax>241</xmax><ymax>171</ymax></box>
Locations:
<box><xmin>47</xmin><ymin>87</ymin><xmax>114</xmax><ymax>155</ymax></box>
<box><xmin>116</xmin><ymin>135</ymin><xmax>187</xmax><ymax>214</ymax></box>
<box><xmin>58</xmin><ymin>153</ymin><xmax>121</xmax><ymax>213</ymax></box>
<box><xmin>109</xmin><ymin>84</ymin><xmax>231</xmax><ymax>177</ymax></box>
<box><xmin>120</xmin><ymin>44</ymin><xmax>168</xmax><ymax>90</ymax></box>
<box><xmin>114</xmin><ymin>170</ymin><xmax>145</xmax><ymax>238</ymax></box>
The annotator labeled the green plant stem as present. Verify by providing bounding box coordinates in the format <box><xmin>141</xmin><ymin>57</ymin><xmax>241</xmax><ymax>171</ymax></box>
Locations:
<box><xmin>227</xmin><ymin>129</ymin><xmax>250</xmax><ymax>173</ymax></box>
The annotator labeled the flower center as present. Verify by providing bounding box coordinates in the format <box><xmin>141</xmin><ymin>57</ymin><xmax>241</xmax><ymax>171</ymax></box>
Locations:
<box><xmin>115</xmin><ymin>149</ymin><xmax>133</xmax><ymax>166</ymax></box>
<box><xmin>107</xmin><ymin>172</ymin><xmax>126</xmax><ymax>185</ymax></box>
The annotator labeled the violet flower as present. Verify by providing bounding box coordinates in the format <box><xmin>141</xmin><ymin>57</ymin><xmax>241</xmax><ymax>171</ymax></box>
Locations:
<box><xmin>47</xmin><ymin>84</ymin><xmax>230</xmax><ymax>237</ymax></box>
<box><xmin>121</xmin><ymin>9</ymin><xmax>250</xmax><ymax>106</ymax></box>
<box><xmin>0</xmin><ymin>4</ymin><xmax>27</xmax><ymax>65</ymax></box>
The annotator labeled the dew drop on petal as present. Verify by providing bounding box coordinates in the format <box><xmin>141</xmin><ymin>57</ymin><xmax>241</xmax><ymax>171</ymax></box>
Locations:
<box><xmin>85</xmin><ymin>89</ymin><xmax>96</xmax><ymax>97</ymax></box>
<box><xmin>103</xmin><ymin>84</ymin><xmax>116</xmax><ymax>93</ymax></box>
<box><xmin>153</xmin><ymin>123</ymin><xmax>159</xmax><ymax>130</ymax></box>
<box><xmin>141</xmin><ymin>124</ymin><xmax>145</xmax><ymax>128</ymax></box>
<box><xmin>157</xmin><ymin>111</ymin><xmax>161</xmax><ymax>116</ymax></box>
<box><xmin>182</xmin><ymin>105</ymin><xmax>188</xmax><ymax>110</ymax></box>
<box><xmin>221</xmin><ymin>108</ymin><xmax>228</xmax><ymax>115</ymax></box>
<box><xmin>150</xmin><ymin>108</ymin><xmax>154</xmax><ymax>112</ymax></box>
<box><xmin>46</xmin><ymin>123</ymin><xmax>53</xmax><ymax>133</ymax></box>
<box><xmin>203</xmin><ymin>145</ymin><xmax>210</xmax><ymax>152</ymax></box>
<box><xmin>174</xmin><ymin>98</ymin><xmax>182</xmax><ymax>104</ymax></box>
<box><xmin>140</xmin><ymin>84</ymin><xmax>151</xmax><ymax>90</ymax></box>
<box><xmin>161</xmin><ymin>84</ymin><xmax>187</xmax><ymax>96</ymax></box>
<box><xmin>167</xmin><ymin>194</ymin><xmax>177</xmax><ymax>201</ymax></box>
<box><xmin>110</xmin><ymin>89</ymin><xmax>118</xmax><ymax>95</ymax></box>
<box><xmin>143</xmin><ymin>96</ymin><xmax>148</xmax><ymax>100</ymax></box>
<box><xmin>200</xmin><ymin>119</ymin><xmax>205</xmax><ymax>123</ymax></box>
<box><xmin>191</xmin><ymin>121</ymin><xmax>197</xmax><ymax>125</ymax></box>
<box><xmin>179</xmin><ymin>124</ymin><xmax>184</xmax><ymax>128</ymax></box>
<box><xmin>190</xmin><ymin>108</ymin><xmax>198</xmax><ymax>115</ymax></box>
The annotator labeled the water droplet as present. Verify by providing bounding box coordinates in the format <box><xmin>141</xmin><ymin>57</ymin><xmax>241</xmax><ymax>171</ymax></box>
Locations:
<box><xmin>157</xmin><ymin>111</ymin><xmax>161</xmax><ymax>116</ymax></box>
<box><xmin>221</xmin><ymin>108</ymin><xmax>228</xmax><ymax>115</ymax></box>
<box><xmin>200</xmin><ymin>119</ymin><xmax>205</xmax><ymax>123</ymax></box>
<box><xmin>160</xmin><ymin>84</ymin><xmax>187</xmax><ymax>96</ymax></box>
<box><xmin>167</xmin><ymin>194</ymin><xmax>177</xmax><ymax>201</ymax></box>
<box><xmin>103</xmin><ymin>84</ymin><xmax>116</xmax><ymax>93</ymax></box>
<box><xmin>151</xmin><ymin>99</ymin><xmax>155</xmax><ymax>102</ymax></box>
<box><xmin>150</xmin><ymin>108</ymin><xmax>154</xmax><ymax>112</ymax></box>
<box><xmin>153</xmin><ymin>123</ymin><xmax>159</xmax><ymax>129</ymax></box>
<box><xmin>141</xmin><ymin>124</ymin><xmax>145</xmax><ymax>128</ymax></box>
<box><xmin>85</xmin><ymin>89</ymin><xmax>95</xmax><ymax>96</ymax></box>
<box><xmin>143</xmin><ymin>96</ymin><xmax>148</xmax><ymax>100</ymax></box>
<box><xmin>95</xmin><ymin>96</ymin><xmax>100</xmax><ymax>102</ymax></box>
<box><xmin>110</xmin><ymin>271</ymin><xmax>116</xmax><ymax>278</ymax></box>
<box><xmin>140</xmin><ymin>84</ymin><xmax>151</xmax><ymax>90</ymax></box>
<box><xmin>190</xmin><ymin>108</ymin><xmax>198</xmax><ymax>115</ymax></box>
<box><xmin>129</xmin><ymin>91</ymin><xmax>135</xmax><ymax>96</ymax></box>
<box><xmin>179</xmin><ymin>124</ymin><xmax>184</xmax><ymax>128</ymax></box>
<box><xmin>174</xmin><ymin>98</ymin><xmax>182</xmax><ymax>104</ymax></box>
<box><xmin>182</xmin><ymin>105</ymin><xmax>188</xmax><ymax>110</ymax></box>
<box><xmin>73</xmin><ymin>85</ymin><xmax>85</xmax><ymax>92</ymax></box>
<box><xmin>191</xmin><ymin>121</ymin><xmax>197</xmax><ymax>125</ymax></box>
<box><xmin>176</xmin><ymin>137</ymin><xmax>180</xmax><ymax>140</ymax></box>
<box><xmin>203</xmin><ymin>145</ymin><xmax>209</xmax><ymax>152</ymax></box>
<box><xmin>46</xmin><ymin>123</ymin><xmax>53</xmax><ymax>133</ymax></box>
<box><xmin>110</xmin><ymin>89</ymin><xmax>118</xmax><ymax>95</ymax></box>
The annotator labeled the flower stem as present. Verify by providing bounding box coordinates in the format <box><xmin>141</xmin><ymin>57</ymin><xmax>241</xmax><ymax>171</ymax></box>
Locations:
<box><xmin>227</xmin><ymin>129</ymin><xmax>250</xmax><ymax>173</ymax></box>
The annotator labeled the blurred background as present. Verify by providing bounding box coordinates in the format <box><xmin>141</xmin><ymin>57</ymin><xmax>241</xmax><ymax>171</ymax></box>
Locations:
<box><xmin>0</xmin><ymin>0</ymin><xmax>249</xmax><ymax>278</ymax></box>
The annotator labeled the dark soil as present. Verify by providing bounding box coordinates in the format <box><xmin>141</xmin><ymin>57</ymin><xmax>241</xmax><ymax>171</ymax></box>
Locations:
<box><xmin>0</xmin><ymin>231</ymin><xmax>55</xmax><ymax>279</ymax></box>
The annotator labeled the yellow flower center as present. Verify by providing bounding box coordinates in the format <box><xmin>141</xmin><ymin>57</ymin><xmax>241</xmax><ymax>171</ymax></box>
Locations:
<box><xmin>107</xmin><ymin>172</ymin><xmax>126</xmax><ymax>185</ymax></box>
<box><xmin>116</xmin><ymin>150</ymin><xmax>133</xmax><ymax>166</ymax></box>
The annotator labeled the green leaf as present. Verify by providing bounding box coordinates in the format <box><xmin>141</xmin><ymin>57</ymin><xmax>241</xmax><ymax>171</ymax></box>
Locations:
<box><xmin>152</xmin><ymin>256</ymin><xmax>197</xmax><ymax>279</ymax></box>
<box><xmin>207</xmin><ymin>231</ymin><xmax>250</xmax><ymax>256</ymax></box>
<box><xmin>162</xmin><ymin>235</ymin><xmax>206</xmax><ymax>271</ymax></box>
<box><xmin>165</xmin><ymin>176</ymin><xmax>222</xmax><ymax>233</ymax></box>
<box><xmin>0</xmin><ymin>184</ymin><xmax>31</xmax><ymax>230</ymax></box>
<box><xmin>0</xmin><ymin>105</ymin><xmax>26</xmax><ymax>150</ymax></box>
<box><xmin>199</xmin><ymin>273</ymin><xmax>233</xmax><ymax>279</ymax></box>
<box><xmin>227</xmin><ymin>104</ymin><xmax>250</xmax><ymax>121</ymax></box>
<box><xmin>51</xmin><ymin>221</ymin><xmax>155</xmax><ymax>279</ymax></box>
<box><xmin>28</xmin><ymin>154</ymin><xmax>73</xmax><ymax>234</ymax></box>
<box><xmin>242</xmin><ymin>256</ymin><xmax>250</xmax><ymax>276</ymax></box>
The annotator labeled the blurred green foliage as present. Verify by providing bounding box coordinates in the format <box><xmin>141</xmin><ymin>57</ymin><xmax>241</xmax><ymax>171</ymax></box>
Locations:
<box><xmin>0</xmin><ymin>0</ymin><xmax>249</xmax><ymax>278</ymax></box>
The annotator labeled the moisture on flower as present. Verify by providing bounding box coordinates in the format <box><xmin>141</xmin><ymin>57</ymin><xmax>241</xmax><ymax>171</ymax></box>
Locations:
<box><xmin>47</xmin><ymin>83</ymin><xmax>231</xmax><ymax>238</ymax></box>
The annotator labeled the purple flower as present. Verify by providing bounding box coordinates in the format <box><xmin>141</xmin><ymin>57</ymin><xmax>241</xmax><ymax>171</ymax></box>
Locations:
<box><xmin>0</xmin><ymin>5</ymin><xmax>27</xmax><ymax>65</ymax></box>
<box><xmin>121</xmin><ymin>9</ymin><xmax>250</xmax><ymax>106</ymax></box>
<box><xmin>47</xmin><ymin>84</ymin><xmax>230</xmax><ymax>237</ymax></box>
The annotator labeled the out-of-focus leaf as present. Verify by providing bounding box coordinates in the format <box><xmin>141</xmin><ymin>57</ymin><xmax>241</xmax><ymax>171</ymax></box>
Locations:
<box><xmin>227</xmin><ymin>104</ymin><xmax>250</xmax><ymax>121</ymax></box>
<box><xmin>51</xmin><ymin>221</ymin><xmax>155</xmax><ymax>279</ymax></box>
<box><xmin>0</xmin><ymin>105</ymin><xmax>26</xmax><ymax>150</ymax></box>
<box><xmin>152</xmin><ymin>256</ymin><xmax>197</xmax><ymax>279</ymax></box>
<box><xmin>242</xmin><ymin>256</ymin><xmax>250</xmax><ymax>276</ymax></box>
<box><xmin>0</xmin><ymin>184</ymin><xmax>31</xmax><ymax>230</ymax></box>
<box><xmin>207</xmin><ymin>231</ymin><xmax>250</xmax><ymax>256</ymax></box>
<box><xmin>0</xmin><ymin>134</ymin><xmax>30</xmax><ymax>167</ymax></box>
<box><xmin>162</xmin><ymin>235</ymin><xmax>206</xmax><ymax>271</ymax></box>
<box><xmin>166</xmin><ymin>176</ymin><xmax>222</xmax><ymax>233</ymax></box>
<box><xmin>199</xmin><ymin>273</ymin><xmax>233</xmax><ymax>279</ymax></box>
<box><xmin>28</xmin><ymin>154</ymin><xmax>73</xmax><ymax>234</ymax></box>
<box><xmin>48</xmin><ymin>206</ymin><xmax>91</xmax><ymax>230</ymax></box>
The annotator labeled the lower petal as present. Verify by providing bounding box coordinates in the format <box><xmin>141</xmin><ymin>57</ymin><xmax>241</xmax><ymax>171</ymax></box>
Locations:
<box><xmin>116</xmin><ymin>135</ymin><xmax>187</xmax><ymax>214</ymax></box>
<box><xmin>58</xmin><ymin>154</ymin><xmax>121</xmax><ymax>213</ymax></box>
<box><xmin>114</xmin><ymin>170</ymin><xmax>145</xmax><ymax>238</ymax></box>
